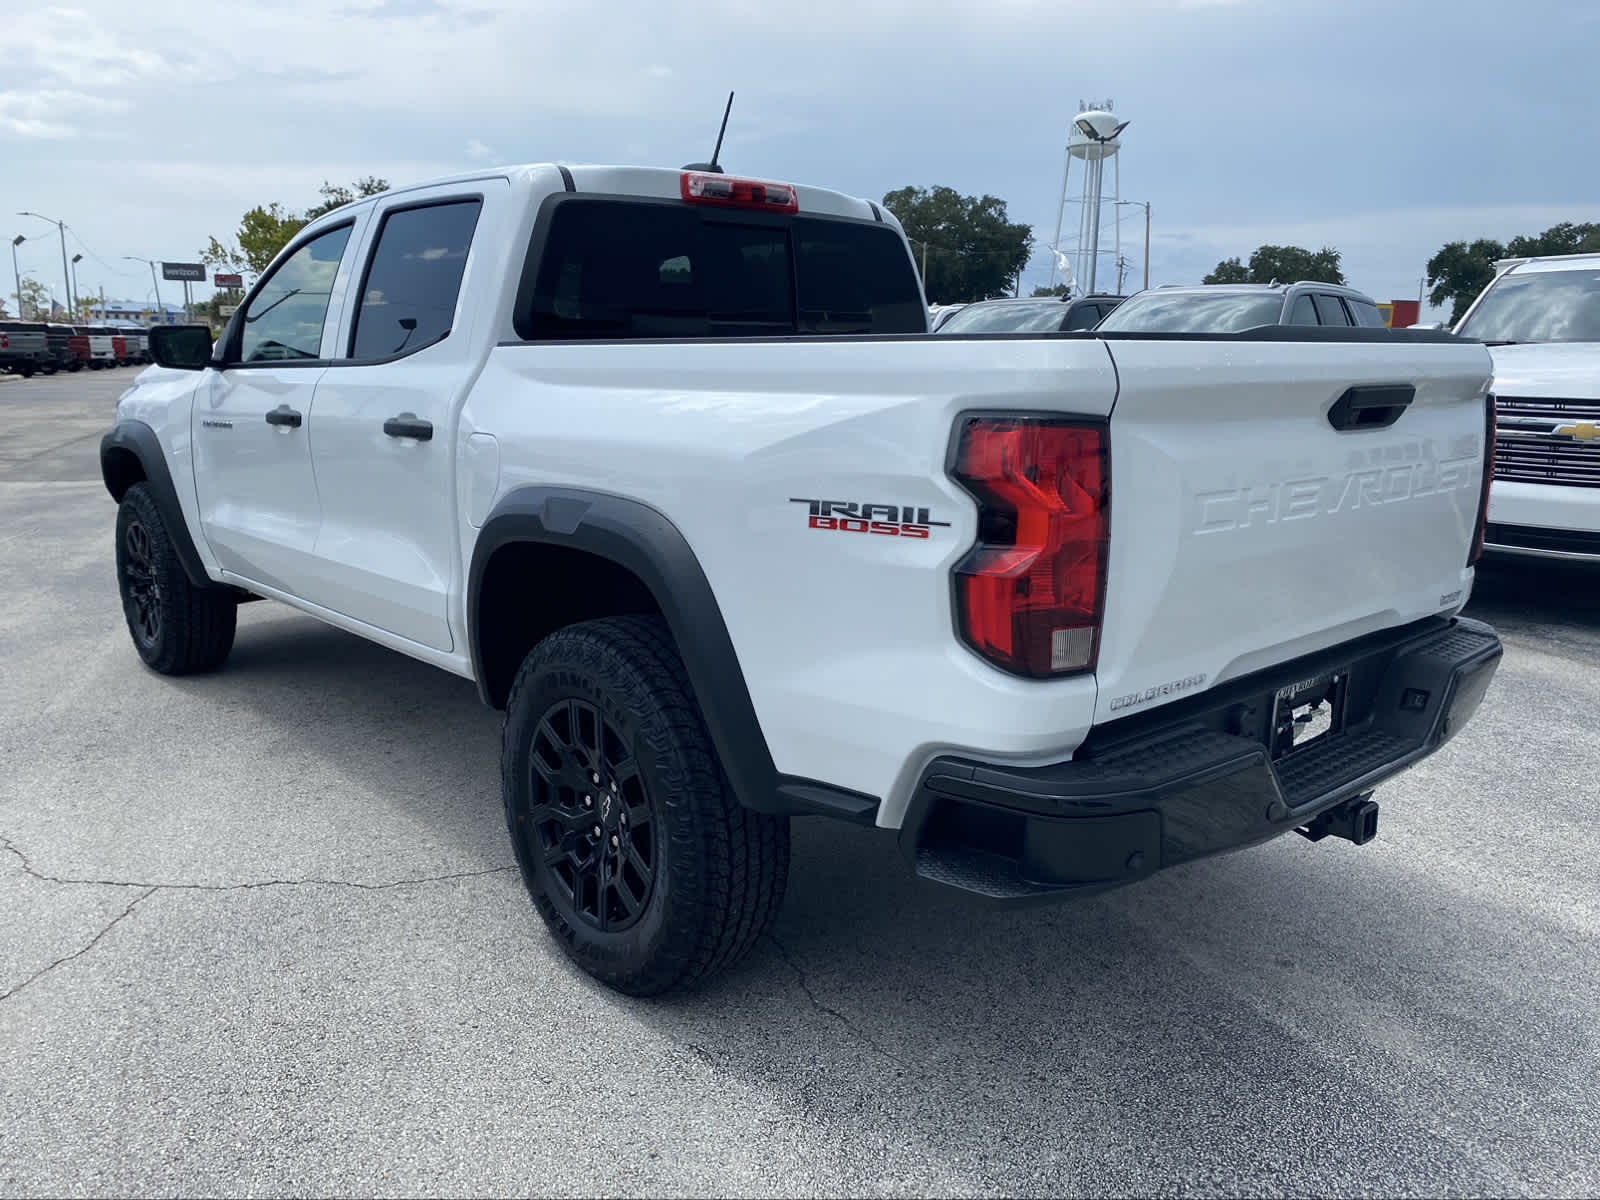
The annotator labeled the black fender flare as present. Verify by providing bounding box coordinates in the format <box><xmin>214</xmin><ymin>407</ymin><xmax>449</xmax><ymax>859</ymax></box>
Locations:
<box><xmin>100</xmin><ymin>420</ymin><xmax>213</xmax><ymax>590</ymax></box>
<box><xmin>469</xmin><ymin>487</ymin><xmax>877</xmax><ymax>822</ymax></box>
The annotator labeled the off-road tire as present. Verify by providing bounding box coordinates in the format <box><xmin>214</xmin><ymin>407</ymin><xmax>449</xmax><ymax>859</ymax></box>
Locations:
<box><xmin>115</xmin><ymin>483</ymin><xmax>236</xmax><ymax>675</ymax></box>
<box><xmin>502</xmin><ymin>614</ymin><xmax>789</xmax><ymax>995</ymax></box>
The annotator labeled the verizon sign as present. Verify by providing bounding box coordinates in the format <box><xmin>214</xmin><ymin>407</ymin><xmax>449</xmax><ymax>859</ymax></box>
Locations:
<box><xmin>161</xmin><ymin>261</ymin><xmax>206</xmax><ymax>282</ymax></box>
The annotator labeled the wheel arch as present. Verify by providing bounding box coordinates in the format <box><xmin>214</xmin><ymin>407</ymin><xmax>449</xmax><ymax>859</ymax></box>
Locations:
<box><xmin>469</xmin><ymin>487</ymin><xmax>877</xmax><ymax>822</ymax></box>
<box><xmin>100</xmin><ymin>420</ymin><xmax>211</xmax><ymax>590</ymax></box>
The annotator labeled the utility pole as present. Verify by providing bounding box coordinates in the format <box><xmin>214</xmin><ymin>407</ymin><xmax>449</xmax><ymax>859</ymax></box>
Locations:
<box><xmin>10</xmin><ymin>235</ymin><xmax>24</xmax><ymax>319</ymax></box>
<box><xmin>123</xmin><ymin>257</ymin><xmax>163</xmax><ymax>322</ymax></box>
<box><xmin>18</xmin><ymin>211</ymin><xmax>73</xmax><ymax>313</ymax></box>
<box><xmin>1116</xmin><ymin>200</ymin><xmax>1151</xmax><ymax>291</ymax></box>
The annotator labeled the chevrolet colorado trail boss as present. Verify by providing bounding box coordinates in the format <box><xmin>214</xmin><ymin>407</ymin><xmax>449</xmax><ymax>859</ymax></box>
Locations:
<box><xmin>102</xmin><ymin>163</ymin><xmax>1503</xmax><ymax>995</ymax></box>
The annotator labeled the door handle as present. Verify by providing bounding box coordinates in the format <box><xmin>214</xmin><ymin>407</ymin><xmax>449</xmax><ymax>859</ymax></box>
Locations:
<box><xmin>1327</xmin><ymin>385</ymin><xmax>1414</xmax><ymax>432</ymax></box>
<box><xmin>265</xmin><ymin>405</ymin><xmax>302</xmax><ymax>428</ymax></box>
<box><xmin>383</xmin><ymin>413</ymin><xmax>433</xmax><ymax>442</ymax></box>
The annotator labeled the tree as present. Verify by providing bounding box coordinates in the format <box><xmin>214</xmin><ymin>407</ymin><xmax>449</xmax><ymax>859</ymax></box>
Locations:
<box><xmin>1204</xmin><ymin>245</ymin><xmax>1344</xmax><ymax>286</ymax></box>
<box><xmin>1031</xmin><ymin>283</ymin><xmax>1071</xmax><ymax>297</ymax></box>
<box><xmin>10</xmin><ymin>276</ymin><xmax>49</xmax><ymax>320</ymax></box>
<box><xmin>304</xmin><ymin>176</ymin><xmax>389</xmax><ymax>221</ymax></box>
<box><xmin>200</xmin><ymin>178</ymin><xmax>391</xmax><ymax>283</ymax></box>
<box><xmin>881</xmin><ymin>185</ymin><xmax>1033</xmax><ymax>304</ymax></box>
<box><xmin>1425</xmin><ymin>238</ymin><xmax>1505</xmax><ymax>324</ymax></box>
<box><xmin>1203</xmin><ymin>257</ymin><xmax>1249</xmax><ymax>284</ymax></box>
<box><xmin>1427</xmin><ymin>222</ymin><xmax>1600</xmax><ymax>324</ymax></box>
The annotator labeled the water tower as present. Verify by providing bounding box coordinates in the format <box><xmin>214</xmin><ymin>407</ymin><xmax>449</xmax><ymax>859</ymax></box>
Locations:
<box><xmin>1048</xmin><ymin>100</ymin><xmax>1129</xmax><ymax>295</ymax></box>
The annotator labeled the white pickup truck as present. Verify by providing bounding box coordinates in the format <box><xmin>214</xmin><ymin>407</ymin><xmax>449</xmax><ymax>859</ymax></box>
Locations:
<box><xmin>102</xmin><ymin>162</ymin><xmax>1503</xmax><ymax>995</ymax></box>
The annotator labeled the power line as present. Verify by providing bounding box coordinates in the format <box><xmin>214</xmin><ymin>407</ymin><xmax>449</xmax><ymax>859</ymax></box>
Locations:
<box><xmin>68</xmin><ymin>227</ymin><xmax>138</xmax><ymax>278</ymax></box>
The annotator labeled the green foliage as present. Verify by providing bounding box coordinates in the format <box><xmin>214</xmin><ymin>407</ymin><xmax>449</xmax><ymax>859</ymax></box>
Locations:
<box><xmin>1425</xmin><ymin>238</ymin><xmax>1505</xmax><ymax>324</ymax></box>
<box><xmin>1031</xmin><ymin>283</ymin><xmax>1071</xmax><ymax>297</ymax></box>
<box><xmin>882</xmin><ymin>185</ymin><xmax>1032</xmax><ymax>304</ymax></box>
<box><xmin>304</xmin><ymin>176</ymin><xmax>389</xmax><ymax>221</ymax></box>
<box><xmin>1427</xmin><ymin>223</ymin><xmax>1600</xmax><ymax>323</ymax></box>
<box><xmin>1204</xmin><ymin>245</ymin><xmax>1344</xmax><ymax>286</ymax></box>
<box><xmin>10</xmin><ymin>276</ymin><xmax>49</xmax><ymax>319</ymax></box>
<box><xmin>200</xmin><ymin>178</ymin><xmax>391</xmax><ymax>284</ymax></box>
<box><xmin>1203</xmin><ymin>257</ymin><xmax>1249</xmax><ymax>284</ymax></box>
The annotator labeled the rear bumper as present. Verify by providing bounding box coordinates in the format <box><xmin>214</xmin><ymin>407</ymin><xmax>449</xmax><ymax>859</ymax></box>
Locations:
<box><xmin>899</xmin><ymin>616</ymin><xmax>1502</xmax><ymax>903</ymax></box>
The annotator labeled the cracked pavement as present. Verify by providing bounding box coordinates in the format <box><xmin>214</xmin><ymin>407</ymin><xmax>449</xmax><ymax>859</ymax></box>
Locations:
<box><xmin>2</xmin><ymin>369</ymin><xmax>1599</xmax><ymax>1198</ymax></box>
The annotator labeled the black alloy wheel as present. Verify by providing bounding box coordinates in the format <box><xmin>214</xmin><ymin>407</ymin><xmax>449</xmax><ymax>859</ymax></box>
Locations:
<box><xmin>527</xmin><ymin>697</ymin><xmax>657</xmax><ymax>933</ymax></box>
<box><xmin>120</xmin><ymin>517</ymin><xmax>162</xmax><ymax>650</ymax></box>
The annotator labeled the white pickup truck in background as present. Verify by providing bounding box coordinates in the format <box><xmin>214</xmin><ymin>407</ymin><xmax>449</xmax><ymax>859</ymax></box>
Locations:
<box><xmin>1453</xmin><ymin>251</ymin><xmax>1600</xmax><ymax>561</ymax></box>
<box><xmin>101</xmin><ymin>162</ymin><xmax>1503</xmax><ymax>994</ymax></box>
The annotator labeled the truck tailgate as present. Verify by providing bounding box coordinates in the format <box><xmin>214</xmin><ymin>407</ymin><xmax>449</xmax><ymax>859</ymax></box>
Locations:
<box><xmin>1092</xmin><ymin>337</ymin><xmax>1493</xmax><ymax>726</ymax></box>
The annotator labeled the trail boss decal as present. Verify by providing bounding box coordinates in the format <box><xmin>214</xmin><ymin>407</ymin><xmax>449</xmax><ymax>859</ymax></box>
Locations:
<box><xmin>790</xmin><ymin>498</ymin><xmax>950</xmax><ymax>539</ymax></box>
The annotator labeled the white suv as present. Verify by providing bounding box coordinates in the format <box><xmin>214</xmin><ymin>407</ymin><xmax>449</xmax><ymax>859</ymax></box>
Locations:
<box><xmin>1455</xmin><ymin>253</ymin><xmax>1600</xmax><ymax>561</ymax></box>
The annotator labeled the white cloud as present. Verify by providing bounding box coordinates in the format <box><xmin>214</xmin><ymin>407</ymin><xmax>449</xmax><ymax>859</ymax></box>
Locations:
<box><xmin>464</xmin><ymin>138</ymin><xmax>494</xmax><ymax>160</ymax></box>
<box><xmin>0</xmin><ymin>88</ymin><xmax>130</xmax><ymax>139</ymax></box>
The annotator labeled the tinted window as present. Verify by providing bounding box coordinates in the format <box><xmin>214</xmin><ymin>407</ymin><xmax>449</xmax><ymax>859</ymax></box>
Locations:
<box><xmin>1063</xmin><ymin>303</ymin><xmax>1101</xmax><ymax>330</ymax></box>
<box><xmin>1095</xmin><ymin>292</ymin><xmax>1285</xmax><ymax>333</ymax></box>
<box><xmin>1312</xmin><ymin>294</ymin><xmax>1352</xmax><ymax>326</ymax></box>
<box><xmin>1287</xmin><ymin>295</ymin><xmax>1319</xmax><ymax>325</ymax></box>
<box><xmin>1348</xmin><ymin>298</ymin><xmax>1389</xmax><ymax>328</ymax></box>
<box><xmin>939</xmin><ymin>301</ymin><xmax>1070</xmax><ymax>334</ymax></box>
<box><xmin>519</xmin><ymin>200</ymin><xmax>923</xmax><ymax>340</ymax></box>
<box><xmin>238</xmin><ymin>225</ymin><xmax>352</xmax><ymax>362</ymax></box>
<box><xmin>1454</xmin><ymin>268</ymin><xmax>1600</xmax><ymax>342</ymax></box>
<box><xmin>794</xmin><ymin>218</ymin><xmax>925</xmax><ymax>334</ymax></box>
<box><xmin>350</xmin><ymin>200</ymin><xmax>482</xmax><ymax>360</ymax></box>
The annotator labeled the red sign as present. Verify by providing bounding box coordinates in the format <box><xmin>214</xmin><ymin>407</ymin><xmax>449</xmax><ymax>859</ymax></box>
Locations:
<box><xmin>1387</xmin><ymin>299</ymin><xmax>1420</xmax><ymax>328</ymax></box>
<box><xmin>213</xmin><ymin>273</ymin><xmax>243</xmax><ymax>288</ymax></box>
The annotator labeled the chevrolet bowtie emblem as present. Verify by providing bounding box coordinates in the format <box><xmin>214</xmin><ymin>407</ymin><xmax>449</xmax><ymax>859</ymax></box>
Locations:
<box><xmin>1555</xmin><ymin>421</ymin><xmax>1599</xmax><ymax>441</ymax></box>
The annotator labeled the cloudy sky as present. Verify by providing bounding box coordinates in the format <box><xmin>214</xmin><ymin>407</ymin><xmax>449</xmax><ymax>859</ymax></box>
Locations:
<box><xmin>5</xmin><ymin>0</ymin><xmax>1596</xmax><ymax>317</ymax></box>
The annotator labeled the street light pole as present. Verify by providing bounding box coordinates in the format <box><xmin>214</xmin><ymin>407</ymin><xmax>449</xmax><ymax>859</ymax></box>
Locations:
<box><xmin>71</xmin><ymin>253</ymin><xmax>83</xmax><ymax>320</ymax></box>
<box><xmin>122</xmin><ymin>256</ymin><xmax>163</xmax><ymax>323</ymax></box>
<box><xmin>10</xmin><ymin>235</ymin><xmax>24</xmax><ymax>319</ymax></box>
<box><xmin>19</xmin><ymin>211</ymin><xmax>73</xmax><ymax>314</ymax></box>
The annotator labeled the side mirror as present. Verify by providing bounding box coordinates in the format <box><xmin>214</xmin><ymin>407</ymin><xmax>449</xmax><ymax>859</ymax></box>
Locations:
<box><xmin>149</xmin><ymin>324</ymin><xmax>215</xmax><ymax>370</ymax></box>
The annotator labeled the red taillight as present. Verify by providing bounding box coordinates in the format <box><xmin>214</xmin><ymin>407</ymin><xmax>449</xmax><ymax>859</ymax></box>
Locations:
<box><xmin>950</xmin><ymin>416</ymin><xmax>1110</xmax><ymax>678</ymax></box>
<box><xmin>1469</xmin><ymin>394</ymin><xmax>1496</xmax><ymax>566</ymax></box>
<box><xmin>680</xmin><ymin>171</ymin><xmax>799</xmax><ymax>213</ymax></box>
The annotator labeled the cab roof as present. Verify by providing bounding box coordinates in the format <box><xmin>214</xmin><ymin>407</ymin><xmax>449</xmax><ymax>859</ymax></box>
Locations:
<box><xmin>306</xmin><ymin>162</ymin><xmax>891</xmax><ymax>229</ymax></box>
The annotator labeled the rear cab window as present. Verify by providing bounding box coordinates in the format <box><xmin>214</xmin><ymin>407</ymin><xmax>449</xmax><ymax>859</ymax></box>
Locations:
<box><xmin>514</xmin><ymin>198</ymin><xmax>925</xmax><ymax>340</ymax></box>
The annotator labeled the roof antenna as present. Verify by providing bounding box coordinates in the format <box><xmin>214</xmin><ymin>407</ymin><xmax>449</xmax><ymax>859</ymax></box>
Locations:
<box><xmin>683</xmin><ymin>91</ymin><xmax>734</xmax><ymax>174</ymax></box>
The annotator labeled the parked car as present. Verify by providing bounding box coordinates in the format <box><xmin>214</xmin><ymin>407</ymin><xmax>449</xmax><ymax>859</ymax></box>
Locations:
<box><xmin>106</xmin><ymin>161</ymin><xmax>1500</xmax><ymax>995</ymax></box>
<box><xmin>928</xmin><ymin>303</ymin><xmax>967</xmax><ymax>331</ymax></box>
<box><xmin>1095</xmin><ymin>281</ymin><xmax>1390</xmax><ymax>333</ymax></box>
<box><xmin>1452</xmin><ymin>252</ymin><xmax>1600</xmax><ymax>561</ymax></box>
<box><xmin>0</xmin><ymin>321</ymin><xmax>51</xmax><ymax>377</ymax></box>
<box><xmin>936</xmin><ymin>294</ymin><xmax>1125</xmax><ymax>334</ymax></box>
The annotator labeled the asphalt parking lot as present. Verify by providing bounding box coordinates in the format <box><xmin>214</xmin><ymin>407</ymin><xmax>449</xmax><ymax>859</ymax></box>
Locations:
<box><xmin>2</xmin><ymin>366</ymin><xmax>1598</xmax><ymax>1198</ymax></box>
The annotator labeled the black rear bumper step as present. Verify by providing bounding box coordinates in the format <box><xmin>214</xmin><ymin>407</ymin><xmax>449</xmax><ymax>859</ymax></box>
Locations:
<box><xmin>900</xmin><ymin>616</ymin><xmax>1502</xmax><ymax>904</ymax></box>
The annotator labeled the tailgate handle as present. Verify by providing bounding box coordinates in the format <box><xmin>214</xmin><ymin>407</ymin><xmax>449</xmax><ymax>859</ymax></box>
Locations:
<box><xmin>1327</xmin><ymin>385</ymin><xmax>1414</xmax><ymax>432</ymax></box>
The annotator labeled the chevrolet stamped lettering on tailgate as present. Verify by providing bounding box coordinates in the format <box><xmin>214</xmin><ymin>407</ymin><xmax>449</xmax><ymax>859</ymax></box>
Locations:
<box><xmin>1193</xmin><ymin>438</ymin><xmax>1481</xmax><ymax>535</ymax></box>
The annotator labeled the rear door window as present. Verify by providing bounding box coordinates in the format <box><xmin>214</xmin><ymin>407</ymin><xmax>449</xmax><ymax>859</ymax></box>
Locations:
<box><xmin>1312</xmin><ymin>293</ymin><xmax>1353</xmax><ymax>326</ymax></box>
<box><xmin>350</xmin><ymin>199</ymin><xmax>483</xmax><ymax>360</ymax></box>
<box><xmin>1288</xmin><ymin>294</ymin><xmax>1319</xmax><ymax>325</ymax></box>
<box><xmin>517</xmin><ymin>199</ymin><xmax>923</xmax><ymax>340</ymax></box>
